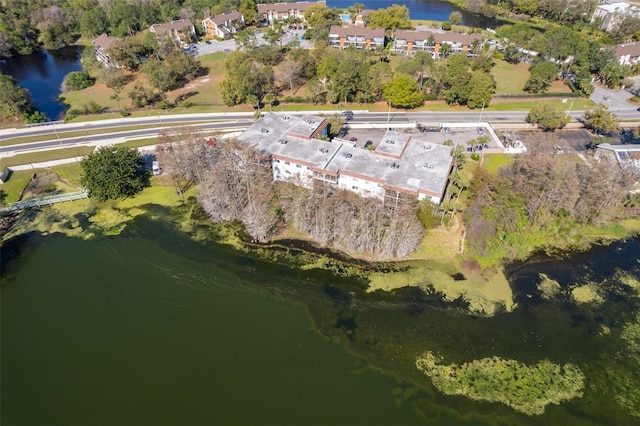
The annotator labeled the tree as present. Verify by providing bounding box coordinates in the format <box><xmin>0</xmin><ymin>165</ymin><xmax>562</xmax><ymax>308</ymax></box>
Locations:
<box><xmin>584</xmin><ymin>103</ymin><xmax>621</xmax><ymax>135</ymax></box>
<box><xmin>449</xmin><ymin>12</ymin><xmax>462</xmax><ymax>25</ymax></box>
<box><xmin>366</xmin><ymin>5</ymin><xmax>411</xmax><ymax>30</ymax></box>
<box><xmin>277</xmin><ymin>59</ymin><xmax>302</xmax><ymax>91</ymax></box>
<box><xmin>235</xmin><ymin>28</ymin><xmax>258</xmax><ymax>51</ymax></box>
<box><xmin>80</xmin><ymin>8</ymin><xmax>108</xmax><ymax>37</ymax></box>
<box><xmin>443</xmin><ymin>54</ymin><xmax>472</xmax><ymax>105</ymax></box>
<box><xmin>467</xmin><ymin>72</ymin><xmax>495</xmax><ymax>109</ymax></box>
<box><xmin>80</xmin><ymin>145</ymin><xmax>150</xmax><ymax>201</ymax></box>
<box><xmin>524</xmin><ymin>61</ymin><xmax>557</xmax><ymax>93</ymax></box>
<box><xmin>127</xmin><ymin>83</ymin><xmax>156</xmax><ymax>108</ymax></box>
<box><xmin>383</xmin><ymin>74</ymin><xmax>424</xmax><ymax>108</ymax></box>
<box><xmin>62</xmin><ymin>71</ymin><xmax>95</xmax><ymax>91</ymax></box>
<box><xmin>238</xmin><ymin>0</ymin><xmax>259</xmax><ymax>25</ymax></box>
<box><xmin>526</xmin><ymin>103</ymin><xmax>570</xmax><ymax>130</ymax></box>
<box><xmin>0</xmin><ymin>73</ymin><xmax>36</xmax><ymax>120</ymax></box>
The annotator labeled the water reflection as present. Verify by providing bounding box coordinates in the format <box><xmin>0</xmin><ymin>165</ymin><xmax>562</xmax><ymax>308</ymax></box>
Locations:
<box><xmin>0</xmin><ymin>46</ymin><xmax>83</xmax><ymax>120</ymax></box>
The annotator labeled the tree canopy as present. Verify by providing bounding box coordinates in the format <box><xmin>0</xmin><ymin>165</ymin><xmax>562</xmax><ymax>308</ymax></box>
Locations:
<box><xmin>526</xmin><ymin>103</ymin><xmax>570</xmax><ymax>130</ymax></box>
<box><xmin>584</xmin><ymin>103</ymin><xmax>621</xmax><ymax>135</ymax></box>
<box><xmin>80</xmin><ymin>145</ymin><xmax>150</xmax><ymax>201</ymax></box>
<box><xmin>383</xmin><ymin>74</ymin><xmax>424</xmax><ymax>108</ymax></box>
<box><xmin>365</xmin><ymin>5</ymin><xmax>411</xmax><ymax>30</ymax></box>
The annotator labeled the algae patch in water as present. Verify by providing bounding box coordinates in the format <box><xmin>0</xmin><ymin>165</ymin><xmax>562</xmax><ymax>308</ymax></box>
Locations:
<box><xmin>570</xmin><ymin>283</ymin><xmax>604</xmax><ymax>305</ymax></box>
<box><xmin>415</xmin><ymin>351</ymin><xmax>585</xmax><ymax>416</ymax></box>
<box><xmin>367</xmin><ymin>264</ymin><xmax>514</xmax><ymax>316</ymax></box>
<box><xmin>537</xmin><ymin>273</ymin><xmax>561</xmax><ymax>300</ymax></box>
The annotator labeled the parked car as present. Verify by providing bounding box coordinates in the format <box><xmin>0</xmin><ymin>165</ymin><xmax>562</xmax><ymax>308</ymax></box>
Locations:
<box><xmin>349</xmin><ymin>137</ymin><xmax>357</xmax><ymax>142</ymax></box>
<box><xmin>223</xmin><ymin>48</ymin><xmax>231</xmax><ymax>53</ymax></box>
<box><xmin>152</xmin><ymin>161</ymin><xmax>161</xmax><ymax>176</ymax></box>
<box><xmin>477</xmin><ymin>127</ymin><xmax>484</xmax><ymax>135</ymax></box>
<box><xmin>444</xmin><ymin>127</ymin><xmax>451</xmax><ymax>134</ymax></box>
<box><xmin>205</xmin><ymin>40</ymin><xmax>211</xmax><ymax>44</ymax></box>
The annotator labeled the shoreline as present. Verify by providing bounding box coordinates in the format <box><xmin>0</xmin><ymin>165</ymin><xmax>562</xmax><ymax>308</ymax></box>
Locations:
<box><xmin>3</xmin><ymin>182</ymin><xmax>639</xmax><ymax>317</ymax></box>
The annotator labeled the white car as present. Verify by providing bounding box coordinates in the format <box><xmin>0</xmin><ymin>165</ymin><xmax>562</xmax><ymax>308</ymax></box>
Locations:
<box><xmin>152</xmin><ymin>161</ymin><xmax>161</xmax><ymax>175</ymax></box>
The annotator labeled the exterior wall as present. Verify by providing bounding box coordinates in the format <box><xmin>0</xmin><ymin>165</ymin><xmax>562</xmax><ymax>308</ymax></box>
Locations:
<box><xmin>272</xmin><ymin>158</ymin><xmax>314</xmax><ymax>187</ymax></box>
<box><xmin>337</xmin><ymin>173</ymin><xmax>385</xmax><ymax>199</ymax></box>
<box><xmin>418</xmin><ymin>192</ymin><xmax>441</xmax><ymax>205</ymax></box>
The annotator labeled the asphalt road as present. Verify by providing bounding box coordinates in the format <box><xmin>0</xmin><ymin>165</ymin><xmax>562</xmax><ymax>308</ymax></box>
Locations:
<box><xmin>2</xmin><ymin>109</ymin><xmax>639</xmax><ymax>156</ymax></box>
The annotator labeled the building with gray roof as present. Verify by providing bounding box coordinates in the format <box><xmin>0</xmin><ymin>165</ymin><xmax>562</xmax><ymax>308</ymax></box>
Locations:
<box><xmin>236</xmin><ymin>113</ymin><xmax>453</xmax><ymax>204</ymax></box>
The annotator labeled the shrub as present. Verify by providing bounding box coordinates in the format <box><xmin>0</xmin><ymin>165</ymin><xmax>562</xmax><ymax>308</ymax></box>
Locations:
<box><xmin>442</xmin><ymin>21</ymin><xmax>452</xmax><ymax>31</ymax></box>
<box><xmin>471</xmin><ymin>153</ymin><xmax>480</xmax><ymax>161</ymax></box>
<box><xmin>63</xmin><ymin>71</ymin><xmax>95</xmax><ymax>91</ymax></box>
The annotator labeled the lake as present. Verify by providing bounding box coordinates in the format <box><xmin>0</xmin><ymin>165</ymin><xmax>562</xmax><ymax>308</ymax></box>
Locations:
<box><xmin>0</xmin><ymin>45</ymin><xmax>83</xmax><ymax>121</ymax></box>
<box><xmin>2</xmin><ymin>212</ymin><xmax>639</xmax><ymax>425</ymax></box>
<box><xmin>328</xmin><ymin>0</ymin><xmax>498</xmax><ymax>28</ymax></box>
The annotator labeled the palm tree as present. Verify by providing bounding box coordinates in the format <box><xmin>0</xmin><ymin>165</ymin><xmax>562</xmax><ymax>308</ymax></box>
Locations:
<box><xmin>440</xmin><ymin>43</ymin><xmax>451</xmax><ymax>60</ymax></box>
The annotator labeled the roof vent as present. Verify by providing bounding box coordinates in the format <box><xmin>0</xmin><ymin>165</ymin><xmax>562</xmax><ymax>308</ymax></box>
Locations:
<box><xmin>423</xmin><ymin>163</ymin><xmax>435</xmax><ymax>169</ymax></box>
<box><xmin>278</xmin><ymin>138</ymin><xmax>288</xmax><ymax>144</ymax></box>
<box><xmin>342</xmin><ymin>152</ymin><xmax>352</xmax><ymax>158</ymax></box>
<box><xmin>319</xmin><ymin>147</ymin><xmax>329</xmax><ymax>153</ymax></box>
<box><xmin>423</xmin><ymin>144</ymin><xmax>432</xmax><ymax>149</ymax></box>
<box><xmin>389</xmin><ymin>162</ymin><xmax>400</xmax><ymax>169</ymax></box>
<box><xmin>386</xmin><ymin>139</ymin><xmax>395</xmax><ymax>144</ymax></box>
<box><xmin>259</xmin><ymin>127</ymin><xmax>269</xmax><ymax>134</ymax></box>
<box><xmin>283</xmin><ymin>115</ymin><xmax>290</xmax><ymax>120</ymax></box>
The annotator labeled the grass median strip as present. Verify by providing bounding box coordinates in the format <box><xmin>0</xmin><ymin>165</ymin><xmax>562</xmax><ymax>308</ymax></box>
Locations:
<box><xmin>1</xmin><ymin>146</ymin><xmax>95</xmax><ymax>169</ymax></box>
<box><xmin>1</xmin><ymin>121</ymin><xmax>225</xmax><ymax>146</ymax></box>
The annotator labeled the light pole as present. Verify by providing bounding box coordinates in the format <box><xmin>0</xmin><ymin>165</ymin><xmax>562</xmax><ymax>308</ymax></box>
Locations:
<box><xmin>52</xmin><ymin>122</ymin><xmax>61</xmax><ymax>145</ymax></box>
<box><xmin>479</xmin><ymin>99</ymin><xmax>485</xmax><ymax>123</ymax></box>
<box><xmin>566</xmin><ymin>100</ymin><xmax>574</xmax><ymax>120</ymax></box>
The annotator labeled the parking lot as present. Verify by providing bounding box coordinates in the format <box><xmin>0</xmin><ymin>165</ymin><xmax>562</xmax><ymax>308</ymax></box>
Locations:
<box><xmin>341</xmin><ymin>125</ymin><xmax>503</xmax><ymax>152</ymax></box>
<box><xmin>192</xmin><ymin>27</ymin><xmax>311</xmax><ymax>57</ymax></box>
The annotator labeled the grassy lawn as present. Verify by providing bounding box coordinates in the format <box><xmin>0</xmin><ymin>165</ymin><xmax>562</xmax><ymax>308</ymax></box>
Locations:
<box><xmin>482</xmin><ymin>154</ymin><xmax>514</xmax><ymax>175</ymax></box>
<box><xmin>491</xmin><ymin>60</ymin><xmax>531</xmax><ymax>96</ymax></box>
<box><xmin>121</xmin><ymin>137</ymin><xmax>158</xmax><ymax>148</ymax></box>
<box><xmin>1</xmin><ymin>169</ymin><xmax>37</xmax><ymax>204</ymax></box>
<box><xmin>489</xmin><ymin>97</ymin><xmax>593</xmax><ymax>111</ymax></box>
<box><xmin>0</xmin><ymin>146</ymin><xmax>94</xmax><ymax>169</ymax></box>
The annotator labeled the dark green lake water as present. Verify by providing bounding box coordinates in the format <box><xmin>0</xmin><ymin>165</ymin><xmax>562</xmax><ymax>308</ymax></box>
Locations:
<box><xmin>2</xmin><ymin>215</ymin><xmax>640</xmax><ymax>425</ymax></box>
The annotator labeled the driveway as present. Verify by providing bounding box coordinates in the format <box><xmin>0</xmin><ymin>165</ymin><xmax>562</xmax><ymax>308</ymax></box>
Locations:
<box><xmin>590</xmin><ymin>84</ymin><xmax>634</xmax><ymax>110</ymax></box>
<box><xmin>193</xmin><ymin>28</ymin><xmax>311</xmax><ymax>57</ymax></box>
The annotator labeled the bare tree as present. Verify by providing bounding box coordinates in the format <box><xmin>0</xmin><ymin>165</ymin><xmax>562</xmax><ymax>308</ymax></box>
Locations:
<box><xmin>276</xmin><ymin>59</ymin><xmax>303</xmax><ymax>92</ymax></box>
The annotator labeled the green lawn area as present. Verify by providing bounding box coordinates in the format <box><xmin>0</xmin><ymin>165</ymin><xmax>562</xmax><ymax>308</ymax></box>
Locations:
<box><xmin>121</xmin><ymin>137</ymin><xmax>158</xmax><ymax>148</ymax></box>
<box><xmin>482</xmin><ymin>154</ymin><xmax>514</xmax><ymax>175</ymax></box>
<box><xmin>0</xmin><ymin>146</ymin><xmax>94</xmax><ymax>169</ymax></box>
<box><xmin>1</xmin><ymin>169</ymin><xmax>37</xmax><ymax>204</ymax></box>
<box><xmin>491</xmin><ymin>60</ymin><xmax>531</xmax><ymax>96</ymax></box>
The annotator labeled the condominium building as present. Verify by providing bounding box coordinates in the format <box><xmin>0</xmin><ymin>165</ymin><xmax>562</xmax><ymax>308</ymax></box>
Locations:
<box><xmin>237</xmin><ymin>113</ymin><xmax>453</xmax><ymax>204</ymax></box>
<box><xmin>591</xmin><ymin>2</ymin><xmax>640</xmax><ymax>31</ymax></box>
<box><xmin>257</xmin><ymin>1</ymin><xmax>326</xmax><ymax>23</ymax></box>
<box><xmin>615</xmin><ymin>41</ymin><xmax>640</xmax><ymax>66</ymax></box>
<box><xmin>202</xmin><ymin>11</ymin><xmax>245</xmax><ymax>38</ymax></box>
<box><xmin>328</xmin><ymin>26</ymin><xmax>385</xmax><ymax>50</ymax></box>
<box><xmin>149</xmin><ymin>19</ymin><xmax>196</xmax><ymax>46</ymax></box>
<box><xmin>92</xmin><ymin>33</ymin><xmax>119</xmax><ymax>67</ymax></box>
<box><xmin>393</xmin><ymin>29</ymin><xmax>482</xmax><ymax>58</ymax></box>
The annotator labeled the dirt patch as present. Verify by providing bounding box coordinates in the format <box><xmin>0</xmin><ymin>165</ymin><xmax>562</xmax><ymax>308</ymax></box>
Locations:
<box><xmin>20</xmin><ymin>172</ymin><xmax>80</xmax><ymax>200</ymax></box>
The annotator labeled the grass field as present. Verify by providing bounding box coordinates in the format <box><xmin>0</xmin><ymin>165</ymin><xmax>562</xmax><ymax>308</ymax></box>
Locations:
<box><xmin>482</xmin><ymin>154</ymin><xmax>514</xmax><ymax>175</ymax></box>
<box><xmin>491</xmin><ymin>60</ymin><xmax>532</xmax><ymax>96</ymax></box>
<box><xmin>0</xmin><ymin>146</ymin><xmax>94</xmax><ymax>168</ymax></box>
<box><xmin>1</xmin><ymin>162</ymin><xmax>84</xmax><ymax>205</ymax></box>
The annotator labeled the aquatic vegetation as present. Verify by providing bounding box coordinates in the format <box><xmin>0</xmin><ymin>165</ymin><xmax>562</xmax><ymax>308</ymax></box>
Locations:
<box><xmin>537</xmin><ymin>273</ymin><xmax>561</xmax><ymax>300</ymax></box>
<box><xmin>367</xmin><ymin>264</ymin><xmax>514</xmax><ymax>316</ymax></box>
<box><xmin>415</xmin><ymin>352</ymin><xmax>585</xmax><ymax>416</ymax></box>
<box><xmin>570</xmin><ymin>283</ymin><xmax>604</xmax><ymax>304</ymax></box>
<box><xmin>608</xmin><ymin>312</ymin><xmax>640</xmax><ymax>417</ymax></box>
